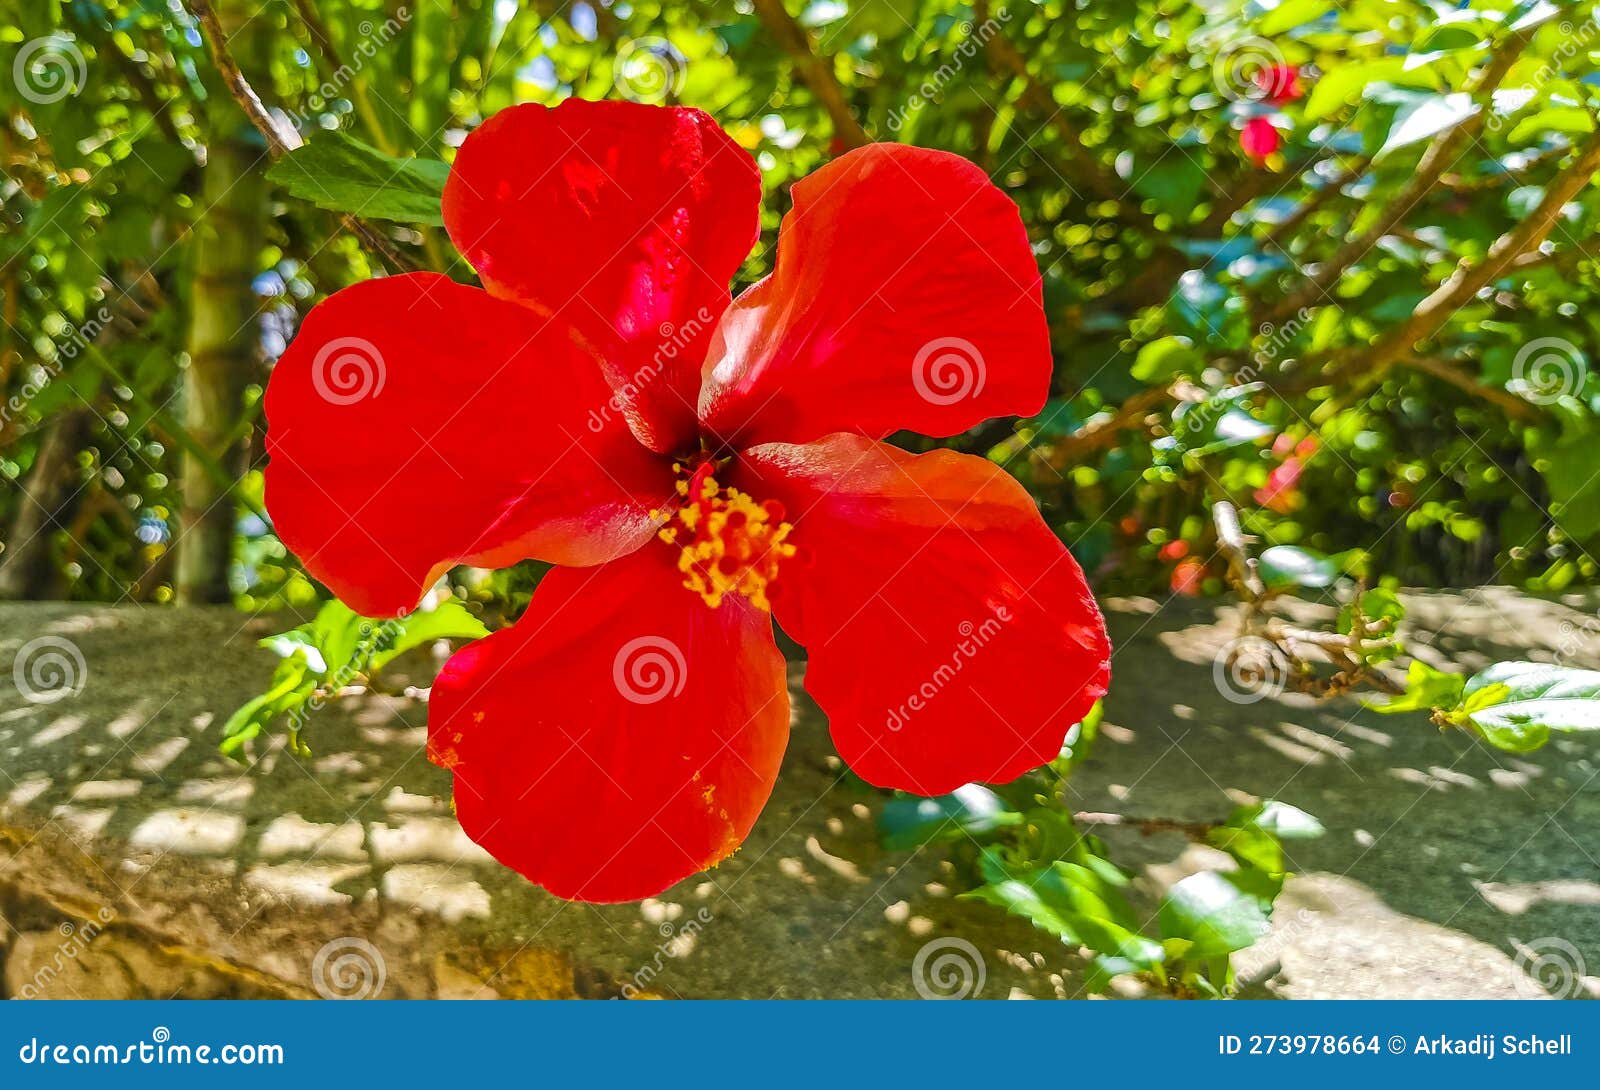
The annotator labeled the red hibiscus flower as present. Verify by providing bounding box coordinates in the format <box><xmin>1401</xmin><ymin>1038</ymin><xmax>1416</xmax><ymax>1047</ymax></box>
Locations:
<box><xmin>1241</xmin><ymin>116</ymin><xmax>1283</xmax><ymax>164</ymax></box>
<box><xmin>263</xmin><ymin>99</ymin><xmax>1111</xmax><ymax>902</ymax></box>
<box><xmin>1169</xmin><ymin>557</ymin><xmax>1207</xmax><ymax>597</ymax></box>
<box><xmin>1254</xmin><ymin>457</ymin><xmax>1304</xmax><ymax>514</ymax></box>
<box><xmin>1254</xmin><ymin>63</ymin><xmax>1303</xmax><ymax>105</ymax></box>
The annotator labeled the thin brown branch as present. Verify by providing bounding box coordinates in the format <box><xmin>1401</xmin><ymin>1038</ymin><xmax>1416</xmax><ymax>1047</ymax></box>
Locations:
<box><xmin>751</xmin><ymin>0</ymin><xmax>870</xmax><ymax>150</ymax></box>
<box><xmin>189</xmin><ymin>0</ymin><xmax>415</xmax><ymax>273</ymax></box>
<box><xmin>1262</xmin><ymin>154</ymin><xmax>1373</xmax><ymax>250</ymax></box>
<box><xmin>1213</xmin><ymin>500</ymin><xmax>1265</xmax><ymax>600</ymax></box>
<box><xmin>1324</xmin><ymin>126</ymin><xmax>1600</xmax><ymax>385</ymax></box>
<box><xmin>190</xmin><ymin>0</ymin><xmax>302</xmax><ymax>158</ymax></box>
<box><xmin>1043</xmin><ymin>385</ymin><xmax>1172</xmax><ymax>467</ymax></box>
<box><xmin>1397</xmin><ymin>355</ymin><xmax>1541</xmax><ymax>421</ymax></box>
<box><xmin>1260</xmin><ymin>29</ymin><xmax>1535</xmax><ymax>325</ymax></box>
<box><xmin>1072</xmin><ymin>812</ymin><xmax>1217</xmax><ymax>839</ymax></box>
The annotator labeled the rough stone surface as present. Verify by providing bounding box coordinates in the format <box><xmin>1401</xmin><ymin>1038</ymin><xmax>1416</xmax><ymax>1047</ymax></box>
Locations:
<box><xmin>1</xmin><ymin>592</ymin><xmax>1597</xmax><ymax>999</ymax></box>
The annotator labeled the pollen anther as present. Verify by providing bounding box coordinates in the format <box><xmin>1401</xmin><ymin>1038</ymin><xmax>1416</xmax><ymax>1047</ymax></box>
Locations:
<box><xmin>659</xmin><ymin>464</ymin><xmax>796</xmax><ymax>611</ymax></box>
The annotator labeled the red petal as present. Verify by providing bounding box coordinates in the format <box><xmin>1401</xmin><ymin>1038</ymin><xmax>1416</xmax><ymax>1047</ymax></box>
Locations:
<box><xmin>1241</xmin><ymin>117</ymin><xmax>1282</xmax><ymax>163</ymax></box>
<box><xmin>264</xmin><ymin>273</ymin><xmax>672</xmax><ymax>617</ymax></box>
<box><xmin>429</xmin><ymin>546</ymin><xmax>790</xmax><ymax>902</ymax></box>
<box><xmin>443</xmin><ymin>100</ymin><xmax>760</xmax><ymax>454</ymax></box>
<box><xmin>699</xmin><ymin>144</ymin><xmax>1050</xmax><ymax>449</ymax></box>
<box><xmin>738</xmin><ymin>435</ymin><xmax>1109</xmax><ymax>795</ymax></box>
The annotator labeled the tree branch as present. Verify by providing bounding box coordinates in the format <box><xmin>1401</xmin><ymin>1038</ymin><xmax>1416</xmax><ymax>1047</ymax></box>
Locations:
<box><xmin>1259</xmin><ymin>29</ymin><xmax>1535</xmax><ymax>325</ymax></box>
<box><xmin>1323</xmin><ymin>126</ymin><xmax>1600</xmax><ymax>385</ymax></box>
<box><xmin>189</xmin><ymin>0</ymin><xmax>416</xmax><ymax>273</ymax></box>
<box><xmin>1042</xmin><ymin>385</ymin><xmax>1173</xmax><ymax>467</ymax></box>
<box><xmin>751</xmin><ymin>0</ymin><xmax>870</xmax><ymax>149</ymax></box>
<box><xmin>1397</xmin><ymin>355</ymin><xmax>1541</xmax><ymax>421</ymax></box>
<box><xmin>1261</xmin><ymin>154</ymin><xmax>1373</xmax><ymax>250</ymax></box>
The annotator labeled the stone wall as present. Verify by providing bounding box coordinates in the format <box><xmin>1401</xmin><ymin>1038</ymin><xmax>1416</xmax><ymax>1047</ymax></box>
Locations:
<box><xmin>2</xmin><ymin>591</ymin><xmax>1597</xmax><ymax>999</ymax></box>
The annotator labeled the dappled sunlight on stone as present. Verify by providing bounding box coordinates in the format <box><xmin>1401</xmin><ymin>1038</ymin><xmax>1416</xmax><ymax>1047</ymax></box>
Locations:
<box><xmin>128</xmin><ymin>809</ymin><xmax>244</xmax><ymax>856</ymax></box>
<box><xmin>48</xmin><ymin>805</ymin><xmax>112</xmax><ymax>842</ymax></box>
<box><xmin>176</xmin><ymin>778</ymin><xmax>255</xmax><ymax>806</ymax></box>
<box><xmin>132</xmin><ymin>736</ymin><xmax>190</xmax><ymax>775</ymax></box>
<box><xmin>2</xmin><ymin>596</ymin><xmax>1597</xmax><ymax>997</ymax></box>
<box><xmin>69</xmin><ymin>779</ymin><xmax>143</xmax><ymax>803</ymax></box>
<box><xmin>1275</xmin><ymin>721</ymin><xmax>1354</xmax><ymax>760</ymax></box>
<box><xmin>244</xmin><ymin>861</ymin><xmax>369</xmax><ymax>908</ymax></box>
<box><xmin>1475</xmin><ymin>879</ymin><xmax>1600</xmax><ymax>916</ymax></box>
<box><xmin>6</xmin><ymin>776</ymin><xmax>52</xmax><ymax>810</ymax></box>
<box><xmin>382</xmin><ymin>864</ymin><xmax>491</xmax><ymax>922</ymax></box>
<box><xmin>370</xmin><ymin>817</ymin><xmax>494</xmax><ymax>866</ymax></box>
<box><xmin>31</xmin><ymin>715</ymin><xmax>85</xmax><ymax>747</ymax></box>
<box><xmin>257</xmin><ymin>814</ymin><xmax>366</xmax><ymax>861</ymax></box>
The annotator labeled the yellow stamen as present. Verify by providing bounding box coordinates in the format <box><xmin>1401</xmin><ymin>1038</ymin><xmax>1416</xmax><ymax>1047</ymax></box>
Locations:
<box><xmin>657</xmin><ymin>466</ymin><xmax>796</xmax><ymax>611</ymax></box>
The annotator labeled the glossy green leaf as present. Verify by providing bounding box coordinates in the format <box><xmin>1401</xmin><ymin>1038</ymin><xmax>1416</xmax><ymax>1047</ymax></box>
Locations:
<box><xmin>878</xmin><ymin>784</ymin><xmax>1022</xmax><ymax>850</ymax></box>
<box><xmin>266</xmin><ymin>131</ymin><xmax>448</xmax><ymax>225</ymax></box>
<box><xmin>1258</xmin><ymin>544</ymin><xmax>1338</xmax><ymax>589</ymax></box>
<box><xmin>1368</xmin><ymin>659</ymin><xmax>1465</xmax><ymax>714</ymax></box>
<box><xmin>1131</xmin><ymin>336</ymin><xmax>1203</xmax><ymax>385</ymax></box>
<box><xmin>1157</xmin><ymin>870</ymin><xmax>1273</xmax><ymax>958</ymax></box>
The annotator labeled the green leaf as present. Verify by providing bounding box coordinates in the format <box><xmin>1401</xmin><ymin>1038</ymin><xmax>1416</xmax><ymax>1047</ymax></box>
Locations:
<box><xmin>1258</xmin><ymin>0</ymin><xmax>1331</xmax><ymax>36</ymax></box>
<box><xmin>1455</xmin><ymin>662</ymin><xmax>1600</xmax><ymax>752</ymax></box>
<box><xmin>1207</xmin><ymin>800</ymin><xmax>1322</xmax><ymax>876</ymax></box>
<box><xmin>266</xmin><ymin>131</ymin><xmax>448</xmax><ymax>225</ymax></box>
<box><xmin>1507</xmin><ymin>108</ymin><xmax>1594</xmax><ymax>145</ymax></box>
<box><xmin>878</xmin><ymin>784</ymin><xmax>1022</xmax><ymax>850</ymax></box>
<box><xmin>1409</xmin><ymin>20</ymin><xmax>1486</xmax><ymax>57</ymax></box>
<box><xmin>1304</xmin><ymin>59</ymin><xmax>1406</xmax><ymax>121</ymax></box>
<box><xmin>219</xmin><ymin>653</ymin><xmax>313</xmax><ymax>758</ymax></box>
<box><xmin>969</xmin><ymin>850</ymin><xmax>1165</xmax><ymax>982</ymax></box>
<box><xmin>368</xmin><ymin>599</ymin><xmax>490</xmax><ymax>673</ymax></box>
<box><xmin>1157</xmin><ymin>870</ymin><xmax>1273</xmax><ymax>958</ymax></box>
<box><xmin>1258</xmin><ymin>544</ymin><xmax>1338</xmax><ymax>590</ymax></box>
<box><xmin>1531</xmin><ymin>405</ymin><xmax>1600</xmax><ymax>539</ymax></box>
<box><xmin>1368</xmin><ymin>659</ymin><xmax>1465</xmax><ymax>714</ymax></box>
<box><xmin>1130</xmin><ymin>155</ymin><xmax>1208</xmax><ymax>219</ymax></box>
<box><xmin>1055</xmin><ymin>699</ymin><xmax>1103</xmax><ymax>777</ymax></box>
<box><xmin>1130</xmin><ymin>336</ymin><xmax>1202</xmax><ymax>385</ymax></box>
<box><xmin>1380</xmin><ymin>93</ymin><xmax>1475</xmax><ymax>157</ymax></box>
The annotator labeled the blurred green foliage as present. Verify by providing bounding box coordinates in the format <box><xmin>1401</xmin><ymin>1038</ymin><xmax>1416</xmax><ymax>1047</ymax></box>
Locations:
<box><xmin>4</xmin><ymin>0</ymin><xmax>1600</xmax><ymax>609</ymax></box>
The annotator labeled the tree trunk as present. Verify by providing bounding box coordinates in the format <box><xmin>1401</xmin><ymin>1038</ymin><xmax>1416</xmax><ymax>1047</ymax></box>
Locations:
<box><xmin>0</xmin><ymin>408</ymin><xmax>93</xmax><ymax>599</ymax></box>
<box><xmin>176</xmin><ymin>0</ymin><xmax>269</xmax><ymax>604</ymax></box>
